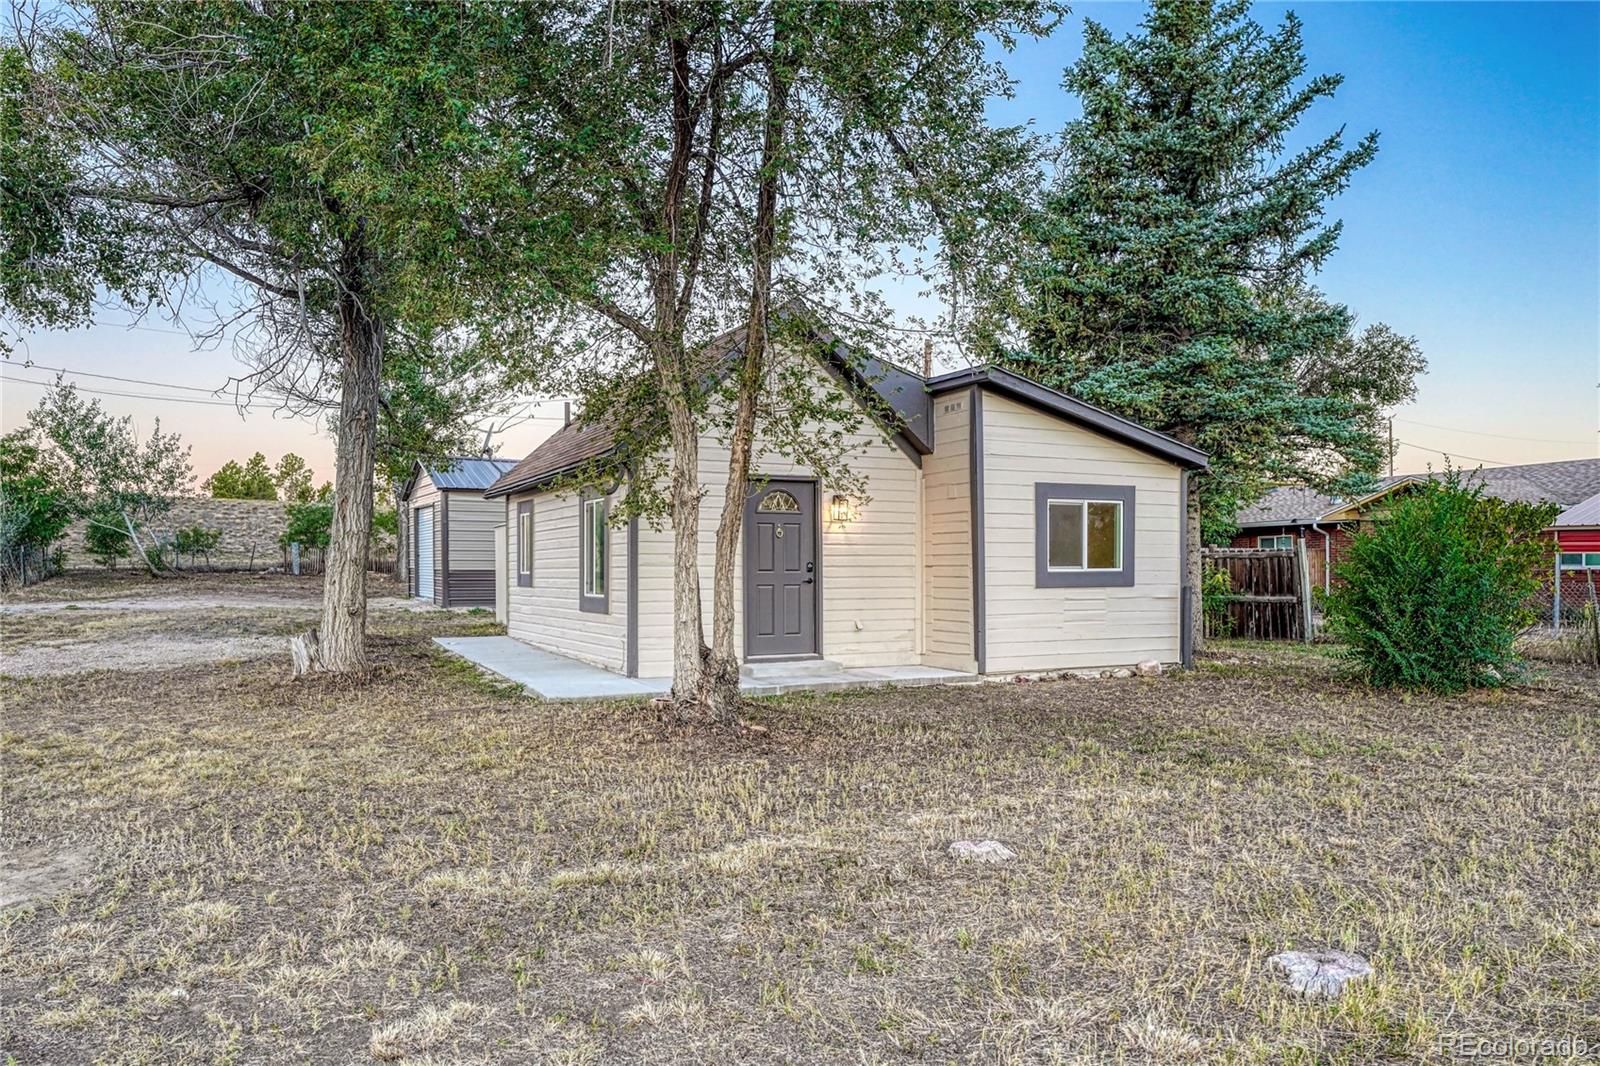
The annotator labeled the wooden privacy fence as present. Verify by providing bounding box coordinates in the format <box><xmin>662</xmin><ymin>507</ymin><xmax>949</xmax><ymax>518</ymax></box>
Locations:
<box><xmin>1202</xmin><ymin>544</ymin><xmax>1314</xmax><ymax>642</ymax></box>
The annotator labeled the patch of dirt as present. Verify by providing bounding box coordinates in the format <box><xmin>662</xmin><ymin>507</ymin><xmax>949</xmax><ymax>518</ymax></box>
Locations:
<box><xmin>1</xmin><ymin>845</ymin><xmax>94</xmax><ymax>910</ymax></box>
<box><xmin>1</xmin><ymin>633</ymin><xmax>288</xmax><ymax>676</ymax></box>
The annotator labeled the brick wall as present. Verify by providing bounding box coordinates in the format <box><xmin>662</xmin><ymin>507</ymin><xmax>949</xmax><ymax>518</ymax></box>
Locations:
<box><xmin>61</xmin><ymin>497</ymin><xmax>289</xmax><ymax>570</ymax></box>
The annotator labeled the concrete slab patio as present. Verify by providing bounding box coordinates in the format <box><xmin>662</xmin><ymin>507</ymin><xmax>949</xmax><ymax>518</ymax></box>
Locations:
<box><xmin>433</xmin><ymin>636</ymin><xmax>977</xmax><ymax>700</ymax></box>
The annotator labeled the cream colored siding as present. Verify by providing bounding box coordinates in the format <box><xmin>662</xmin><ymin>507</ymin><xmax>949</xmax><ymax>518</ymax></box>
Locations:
<box><xmin>504</xmin><ymin>486</ymin><xmax>629</xmax><ymax>672</ymax></box>
<box><xmin>408</xmin><ymin>473</ymin><xmax>441</xmax><ymax>601</ymax></box>
<box><xmin>981</xmin><ymin>393</ymin><xmax>1183</xmax><ymax>672</ymax></box>
<box><xmin>920</xmin><ymin>392</ymin><xmax>977</xmax><ymax>672</ymax></box>
<box><xmin>445</xmin><ymin>493</ymin><xmax>502</xmax><ymax>568</ymax></box>
<box><xmin>632</xmin><ymin>355</ymin><xmax>922</xmax><ymax>677</ymax></box>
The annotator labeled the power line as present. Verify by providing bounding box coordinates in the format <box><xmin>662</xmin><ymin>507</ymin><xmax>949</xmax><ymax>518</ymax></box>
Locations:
<box><xmin>6</xmin><ymin>361</ymin><xmax>237</xmax><ymax>395</ymax></box>
<box><xmin>1</xmin><ymin>373</ymin><xmax>258</xmax><ymax>409</ymax></box>
<box><xmin>1393</xmin><ymin>417</ymin><xmax>1590</xmax><ymax>447</ymax></box>
<box><xmin>1395</xmin><ymin>438</ymin><xmax>1513</xmax><ymax>467</ymax></box>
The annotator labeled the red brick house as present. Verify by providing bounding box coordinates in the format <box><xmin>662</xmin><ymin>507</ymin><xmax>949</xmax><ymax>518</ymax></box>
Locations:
<box><xmin>1230</xmin><ymin>458</ymin><xmax>1600</xmax><ymax>601</ymax></box>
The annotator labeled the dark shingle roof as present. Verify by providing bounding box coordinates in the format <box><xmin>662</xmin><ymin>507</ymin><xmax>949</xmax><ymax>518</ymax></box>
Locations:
<box><xmin>1236</xmin><ymin>458</ymin><xmax>1600</xmax><ymax>527</ymax></box>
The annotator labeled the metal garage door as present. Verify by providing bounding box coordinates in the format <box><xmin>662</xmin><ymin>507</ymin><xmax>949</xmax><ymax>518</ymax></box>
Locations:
<box><xmin>416</xmin><ymin>506</ymin><xmax>435</xmax><ymax>600</ymax></box>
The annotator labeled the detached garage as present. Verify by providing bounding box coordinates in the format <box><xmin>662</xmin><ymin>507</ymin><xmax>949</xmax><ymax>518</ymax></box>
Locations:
<box><xmin>399</xmin><ymin>457</ymin><xmax>517</xmax><ymax>608</ymax></box>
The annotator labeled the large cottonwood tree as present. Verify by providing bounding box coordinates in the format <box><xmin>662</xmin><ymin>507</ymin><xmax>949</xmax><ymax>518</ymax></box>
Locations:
<box><xmin>509</xmin><ymin>1</ymin><xmax>1056</xmax><ymax>721</ymax></box>
<box><xmin>1</xmin><ymin>2</ymin><xmax>569</xmax><ymax>673</ymax></box>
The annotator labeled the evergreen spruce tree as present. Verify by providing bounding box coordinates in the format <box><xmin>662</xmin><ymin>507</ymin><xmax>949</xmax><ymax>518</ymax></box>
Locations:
<box><xmin>1004</xmin><ymin>0</ymin><xmax>1422</xmax><ymax>644</ymax></box>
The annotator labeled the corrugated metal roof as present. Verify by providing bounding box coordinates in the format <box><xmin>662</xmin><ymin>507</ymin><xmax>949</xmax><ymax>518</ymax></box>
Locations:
<box><xmin>424</xmin><ymin>457</ymin><xmax>519</xmax><ymax>491</ymax></box>
<box><xmin>1554</xmin><ymin>491</ymin><xmax>1600</xmax><ymax>528</ymax></box>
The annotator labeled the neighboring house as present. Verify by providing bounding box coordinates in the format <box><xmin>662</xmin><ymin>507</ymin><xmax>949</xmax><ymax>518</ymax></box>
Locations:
<box><xmin>482</xmin><ymin>329</ymin><xmax>1208</xmax><ymax>682</ymax></box>
<box><xmin>398</xmin><ymin>457</ymin><xmax>518</xmax><ymax>608</ymax></box>
<box><xmin>1552</xmin><ymin>491</ymin><xmax>1600</xmax><ymax>617</ymax></box>
<box><xmin>1231</xmin><ymin>458</ymin><xmax>1600</xmax><ymax>594</ymax></box>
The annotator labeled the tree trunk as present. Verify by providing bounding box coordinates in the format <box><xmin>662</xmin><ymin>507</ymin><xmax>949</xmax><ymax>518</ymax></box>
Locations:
<box><xmin>295</xmin><ymin>232</ymin><xmax>383</xmax><ymax>677</ymax></box>
<box><xmin>119</xmin><ymin>508</ymin><xmax>161</xmax><ymax>577</ymax></box>
<box><xmin>1187</xmin><ymin>485</ymin><xmax>1204</xmax><ymax>653</ymax></box>
<box><xmin>703</xmin><ymin>36</ymin><xmax>794</xmax><ymax>723</ymax></box>
<box><xmin>394</xmin><ymin>486</ymin><xmax>408</xmax><ymax>590</ymax></box>
<box><xmin>662</xmin><ymin>358</ymin><xmax>707</xmax><ymax>707</ymax></box>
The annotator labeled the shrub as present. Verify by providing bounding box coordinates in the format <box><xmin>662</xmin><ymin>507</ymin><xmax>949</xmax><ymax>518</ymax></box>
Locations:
<box><xmin>1200</xmin><ymin>565</ymin><xmax>1234</xmax><ymax>638</ymax></box>
<box><xmin>1325</xmin><ymin>471</ymin><xmax>1558</xmax><ymax>691</ymax></box>
<box><xmin>173</xmin><ymin>525</ymin><xmax>222</xmax><ymax>568</ymax></box>
<box><xmin>84</xmin><ymin>513</ymin><xmax>132</xmax><ymax>568</ymax></box>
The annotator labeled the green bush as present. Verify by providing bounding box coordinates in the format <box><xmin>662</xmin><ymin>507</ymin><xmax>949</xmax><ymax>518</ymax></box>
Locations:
<box><xmin>1325</xmin><ymin>471</ymin><xmax>1558</xmax><ymax>691</ymax></box>
<box><xmin>173</xmin><ymin>525</ymin><xmax>222</xmax><ymax>568</ymax></box>
<box><xmin>279</xmin><ymin>502</ymin><xmax>332</xmax><ymax>552</ymax></box>
<box><xmin>84</xmin><ymin>514</ymin><xmax>132</xmax><ymax>567</ymax></box>
<box><xmin>1201</xmin><ymin>566</ymin><xmax>1234</xmax><ymax>638</ymax></box>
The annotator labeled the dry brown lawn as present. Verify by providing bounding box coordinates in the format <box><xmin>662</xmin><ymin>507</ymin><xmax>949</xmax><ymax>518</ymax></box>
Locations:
<box><xmin>1</xmin><ymin>576</ymin><xmax>1596</xmax><ymax>1064</ymax></box>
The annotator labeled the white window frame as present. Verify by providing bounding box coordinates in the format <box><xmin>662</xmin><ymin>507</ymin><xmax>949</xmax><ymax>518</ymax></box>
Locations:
<box><xmin>1045</xmin><ymin>497</ymin><xmax>1125</xmax><ymax>573</ymax></box>
<box><xmin>580</xmin><ymin>494</ymin><xmax>608</xmax><ymax>610</ymax></box>
<box><xmin>517</xmin><ymin>503</ymin><xmax>533</xmax><ymax>584</ymax></box>
<box><xmin>1257</xmin><ymin>534</ymin><xmax>1295</xmax><ymax>550</ymax></box>
<box><xmin>1559</xmin><ymin>551</ymin><xmax>1600</xmax><ymax>569</ymax></box>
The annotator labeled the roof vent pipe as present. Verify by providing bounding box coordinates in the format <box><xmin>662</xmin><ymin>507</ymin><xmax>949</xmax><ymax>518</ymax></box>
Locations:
<box><xmin>563</xmin><ymin>401</ymin><xmax>571</xmax><ymax>427</ymax></box>
<box><xmin>922</xmin><ymin>339</ymin><xmax>932</xmax><ymax>379</ymax></box>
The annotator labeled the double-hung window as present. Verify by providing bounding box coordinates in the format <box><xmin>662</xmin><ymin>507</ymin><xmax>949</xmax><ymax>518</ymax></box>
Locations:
<box><xmin>1034</xmin><ymin>483</ymin><xmax>1136</xmax><ymax>588</ymax></box>
<box><xmin>580</xmin><ymin>494</ymin><xmax>609</xmax><ymax>611</ymax></box>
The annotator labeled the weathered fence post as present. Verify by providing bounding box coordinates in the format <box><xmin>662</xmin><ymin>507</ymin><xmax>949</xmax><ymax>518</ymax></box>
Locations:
<box><xmin>1295</xmin><ymin>537</ymin><xmax>1314</xmax><ymax>642</ymax></box>
<box><xmin>290</xmin><ymin>541</ymin><xmax>301</xmax><ymax>576</ymax></box>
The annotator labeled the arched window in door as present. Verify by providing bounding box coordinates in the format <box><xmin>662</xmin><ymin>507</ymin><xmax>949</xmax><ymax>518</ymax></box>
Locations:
<box><xmin>756</xmin><ymin>489</ymin><xmax>800</xmax><ymax>514</ymax></box>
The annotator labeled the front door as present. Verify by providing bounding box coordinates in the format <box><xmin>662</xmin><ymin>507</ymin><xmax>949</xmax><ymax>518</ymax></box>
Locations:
<box><xmin>744</xmin><ymin>479</ymin><xmax>817</xmax><ymax>659</ymax></box>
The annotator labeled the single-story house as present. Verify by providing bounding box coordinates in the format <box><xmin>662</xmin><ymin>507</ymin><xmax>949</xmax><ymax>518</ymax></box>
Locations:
<box><xmin>482</xmin><ymin>330</ymin><xmax>1209</xmax><ymax>682</ymax></box>
<box><xmin>398</xmin><ymin>457</ymin><xmax>518</xmax><ymax>607</ymax></box>
<box><xmin>1231</xmin><ymin>458</ymin><xmax>1600</xmax><ymax>594</ymax></box>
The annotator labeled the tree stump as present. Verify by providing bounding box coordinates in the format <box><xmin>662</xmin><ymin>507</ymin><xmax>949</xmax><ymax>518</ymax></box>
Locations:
<box><xmin>289</xmin><ymin>629</ymin><xmax>323</xmax><ymax>678</ymax></box>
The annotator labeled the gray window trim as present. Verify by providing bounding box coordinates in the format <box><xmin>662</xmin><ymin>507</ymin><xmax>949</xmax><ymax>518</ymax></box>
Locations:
<box><xmin>516</xmin><ymin>500</ymin><xmax>533</xmax><ymax>587</ymax></box>
<box><xmin>1034</xmin><ymin>483</ymin><xmax>1136</xmax><ymax>588</ymax></box>
<box><xmin>579</xmin><ymin>492</ymin><xmax>610</xmax><ymax>613</ymax></box>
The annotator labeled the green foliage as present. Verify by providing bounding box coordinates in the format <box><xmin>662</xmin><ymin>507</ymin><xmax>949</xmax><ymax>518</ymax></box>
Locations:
<box><xmin>279</xmin><ymin>503</ymin><xmax>332</xmax><ymax>553</ymax></box>
<box><xmin>204</xmin><ymin>453</ymin><xmax>277</xmax><ymax>500</ymax></box>
<box><xmin>1325</xmin><ymin>472</ymin><xmax>1559</xmax><ymax>691</ymax></box>
<box><xmin>172</xmin><ymin>525</ymin><xmax>222</xmax><ymax>567</ymax></box>
<box><xmin>999</xmin><ymin>0</ymin><xmax>1423</xmax><ymax>539</ymax></box>
<box><xmin>24</xmin><ymin>381</ymin><xmax>191</xmax><ymax>573</ymax></box>
<box><xmin>1200</xmin><ymin>566</ymin><xmax>1235</xmax><ymax>638</ymax></box>
<box><xmin>0</xmin><ymin>427</ymin><xmax>75</xmax><ymax>581</ymax></box>
<box><xmin>84</xmin><ymin>510</ymin><xmax>131</xmax><ymax>568</ymax></box>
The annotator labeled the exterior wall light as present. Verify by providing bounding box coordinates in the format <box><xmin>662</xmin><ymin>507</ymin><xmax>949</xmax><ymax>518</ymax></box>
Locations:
<box><xmin>829</xmin><ymin>494</ymin><xmax>852</xmax><ymax>525</ymax></box>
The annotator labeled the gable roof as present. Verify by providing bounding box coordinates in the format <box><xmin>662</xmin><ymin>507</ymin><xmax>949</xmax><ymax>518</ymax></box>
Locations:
<box><xmin>400</xmin><ymin>457</ymin><xmax>518</xmax><ymax>500</ymax></box>
<box><xmin>487</xmin><ymin>321</ymin><xmax>944</xmax><ymax>499</ymax></box>
<box><xmin>1236</xmin><ymin>457</ymin><xmax>1600</xmax><ymax>528</ymax></box>
<box><xmin>927</xmin><ymin>365</ymin><xmax>1209</xmax><ymax>470</ymax></box>
<box><xmin>1554</xmin><ymin>490</ymin><xmax>1600</xmax><ymax>529</ymax></box>
<box><xmin>487</xmin><ymin>327</ymin><xmax>1210</xmax><ymax>499</ymax></box>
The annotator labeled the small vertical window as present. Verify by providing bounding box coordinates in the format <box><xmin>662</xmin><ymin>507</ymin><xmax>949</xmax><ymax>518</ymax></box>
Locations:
<box><xmin>580</xmin><ymin>495</ymin><xmax>608</xmax><ymax>611</ymax></box>
<box><xmin>517</xmin><ymin>501</ymin><xmax>533</xmax><ymax>587</ymax></box>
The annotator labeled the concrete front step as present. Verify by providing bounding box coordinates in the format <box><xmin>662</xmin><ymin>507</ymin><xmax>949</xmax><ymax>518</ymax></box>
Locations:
<box><xmin>740</xmin><ymin>658</ymin><xmax>844</xmax><ymax>680</ymax></box>
<box><xmin>738</xmin><ymin>663</ymin><xmax>980</xmax><ymax>697</ymax></box>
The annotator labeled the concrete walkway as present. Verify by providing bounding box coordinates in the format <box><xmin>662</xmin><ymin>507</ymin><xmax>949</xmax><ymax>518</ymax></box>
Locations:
<box><xmin>433</xmin><ymin>636</ymin><xmax>976</xmax><ymax>700</ymax></box>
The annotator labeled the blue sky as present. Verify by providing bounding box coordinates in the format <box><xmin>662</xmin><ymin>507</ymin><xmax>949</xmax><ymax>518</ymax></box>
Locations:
<box><xmin>3</xmin><ymin>1</ymin><xmax>1597</xmax><ymax>479</ymax></box>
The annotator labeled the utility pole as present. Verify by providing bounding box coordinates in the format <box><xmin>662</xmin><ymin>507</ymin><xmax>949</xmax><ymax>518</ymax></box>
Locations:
<box><xmin>1388</xmin><ymin>417</ymin><xmax>1394</xmax><ymax>477</ymax></box>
